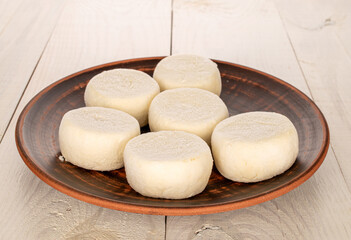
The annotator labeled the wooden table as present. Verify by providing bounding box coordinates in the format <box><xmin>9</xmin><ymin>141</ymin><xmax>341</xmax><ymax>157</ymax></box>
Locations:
<box><xmin>1</xmin><ymin>0</ymin><xmax>350</xmax><ymax>239</ymax></box>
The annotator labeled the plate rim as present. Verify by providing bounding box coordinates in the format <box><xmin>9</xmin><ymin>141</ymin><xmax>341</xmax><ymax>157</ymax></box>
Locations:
<box><xmin>15</xmin><ymin>56</ymin><xmax>330</xmax><ymax>216</ymax></box>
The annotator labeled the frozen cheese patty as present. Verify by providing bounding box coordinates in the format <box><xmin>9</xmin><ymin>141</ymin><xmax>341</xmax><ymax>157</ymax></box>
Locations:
<box><xmin>149</xmin><ymin>88</ymin><xmax>229</xmax><ymax>144</ymax></box>
<box><xmin>59</xmin><ymin>107</ymin><xmax>140</xmax><ymax>171</ymax></box>
<box><xmin>84</xmin><ymin>69</ymin><xmax>160</xmax><ymax>127</ymax></box>
<box><xmin>211</xmin><ymin>111</ymin><xmax>299</xmax><ymax>183</ymax></box>
<box><xmin>124</xmin><ymin>131</ymin><xmax>213</xmax><ymax>199</ymax></box>
<box><xmin>153</xmin><ymin>54</ymin><xmax>222</xmax><ymax>95</ymax></box>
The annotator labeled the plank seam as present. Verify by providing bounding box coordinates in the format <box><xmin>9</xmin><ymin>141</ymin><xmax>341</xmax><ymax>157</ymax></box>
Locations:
<box><xmin>0</xmin><ymin>0</ymin><xmax>67</xmax><ymax>144</ymax></box>
<box><xmin>335</xmin><ymin>32</ymin><xmax>351</xmax><ymax>64</ymax></box>
<box><xmin>164</xmin><ymin>216</ymin><xmax>167</xmax><ymax>240</ymax></box>
<box><xmin>170</xmin><ymin>0</ymin><xmax>174</xmax><ymax>55</ymax></box>
<box><xmin>164</xmin><ymin>0</ymin><xmax>174</xmax><ymax>236</ymax></box>
<box><xmin>330</xmin><ymin>145</ymin><xmax>351</xmax><ymax>193</ymax></box>
<box><xmin>166</xmin><ymin>0</ymin><xmax>173</xmax><ymax>237</ymax></box>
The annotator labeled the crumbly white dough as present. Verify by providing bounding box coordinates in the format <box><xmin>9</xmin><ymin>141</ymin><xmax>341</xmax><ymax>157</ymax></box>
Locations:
<box><xmin>84</xmin><ymin>69</ymin><xmax>160</xmax><ymax>127</ymax></box>
<box><xmin>59</xmin><ymin>107</ymin><xmax>140</xmax><ymax>171</ymax></box>
<box><xmin>124</xmin><ymin>131</ymin><xmax>213</xmax><ymax>199</ymax></box>
<box><xmin>153</xmin><ymin>54</ymin><xmax>222</xmax><ymax>95</ymax></box>
<box><xmin>148</xmin><ymin>88</ymin><xmax>229</xmax><ymax>144</ymax></box>
<box><xmin>211</xmin><ymin>111</ymin><xmax>299</xmax><ymax>182</ymax></box>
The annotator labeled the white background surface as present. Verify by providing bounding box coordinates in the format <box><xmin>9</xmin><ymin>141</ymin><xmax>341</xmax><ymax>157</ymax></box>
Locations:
<box><xmin>0</xmin><ymin>0</ymin><xmax>350</xmax><ymax>239</ymax></box>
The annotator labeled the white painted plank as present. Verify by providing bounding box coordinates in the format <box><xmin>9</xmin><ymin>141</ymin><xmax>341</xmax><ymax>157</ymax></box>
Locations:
<box><xmin>172</xmin><ymin>0</ymin><xmax>310</xmax><ymax>95</ymax></box>
<box><xmin>333</xmin><ymin>0</ymin><xmax>351</xmax><ymax>58</ymax></box>
<box><xmin>28</xmin><ymin>0</ymin><xmax>171</xmax><ymax>85</ymax></box>
<box><xmin>0</xmin><ymin>0</ymin><xmax>24</xmax><ymax>34</ymax></box>
<box><xmin>0</xmin><ymin>0</ymin><xmax>65</xmax><ymax>141</ymax></box>
<box><xmin>274</xmin><ymin>0</ymin><xmax>351</xmax><ymax>189</ymax></box>
<box><xmin>166</xmin><ymin>152</ymin><xmax>351</xmax><ymax>240</ymax></box>
<box><xmin>0</xmin><ymin>0</ymin><xmax>170</xmax><ymax>239</ymax></box>
<box><xmin>167</xmin><ymin>0</ymin><xmax>351</xmax><ymax>239</ymax></box>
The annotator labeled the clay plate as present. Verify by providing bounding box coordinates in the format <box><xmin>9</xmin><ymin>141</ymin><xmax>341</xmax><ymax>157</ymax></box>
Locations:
<box><xmin>15</xmin><ymin>57</ymin><xmax>329</xmax><ymax>215</ymax></box>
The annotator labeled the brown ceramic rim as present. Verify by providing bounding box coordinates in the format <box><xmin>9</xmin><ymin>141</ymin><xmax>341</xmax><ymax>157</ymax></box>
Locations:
<box><xmin>15</xmin><ymin>56</ymin><xmax>330</xmax><ymax>215</ymax></box>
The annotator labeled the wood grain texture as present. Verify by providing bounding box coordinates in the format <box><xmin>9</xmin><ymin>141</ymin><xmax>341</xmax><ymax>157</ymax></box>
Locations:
<box><xmin>0</xmin><ymin>0</ymin><xmax>170</xmax><ymax>238</ymax></box>
<box><xmin>172</xmin><ymin>0</ymin><xmax>309</xmax><ymax>94</ymax></box>
<box><xmin>16</xmin><ymin>57</ymin><xmax>328</xmax><ymax>215</ymax></box>
<box><xmin>274</xmin><ymin>0</ymin><xmax>351</xmax><ymax>189</ymax></box>
<box><xmin>0</xmin><ymin>0</ymin><xmax>65</xmax><ymax>141</ymax></box>
<box><xmin>168</xmin><ymin>0</ymin><xmax>351</xmax><ymax>238</ymax></box>
<box><xmin>0</xmin><ymin>0</ymin><xmax>24</xmax><ymax>34</ymax></box>
<box><xmin>30</xmin><ymin>0</ymin><xmax>171</xmax><ymax>84</ymax></box>
<box><xmin>1</xmin><ymin>0</ymin><xmax>350</xmax><ymax>238</ymax></box>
